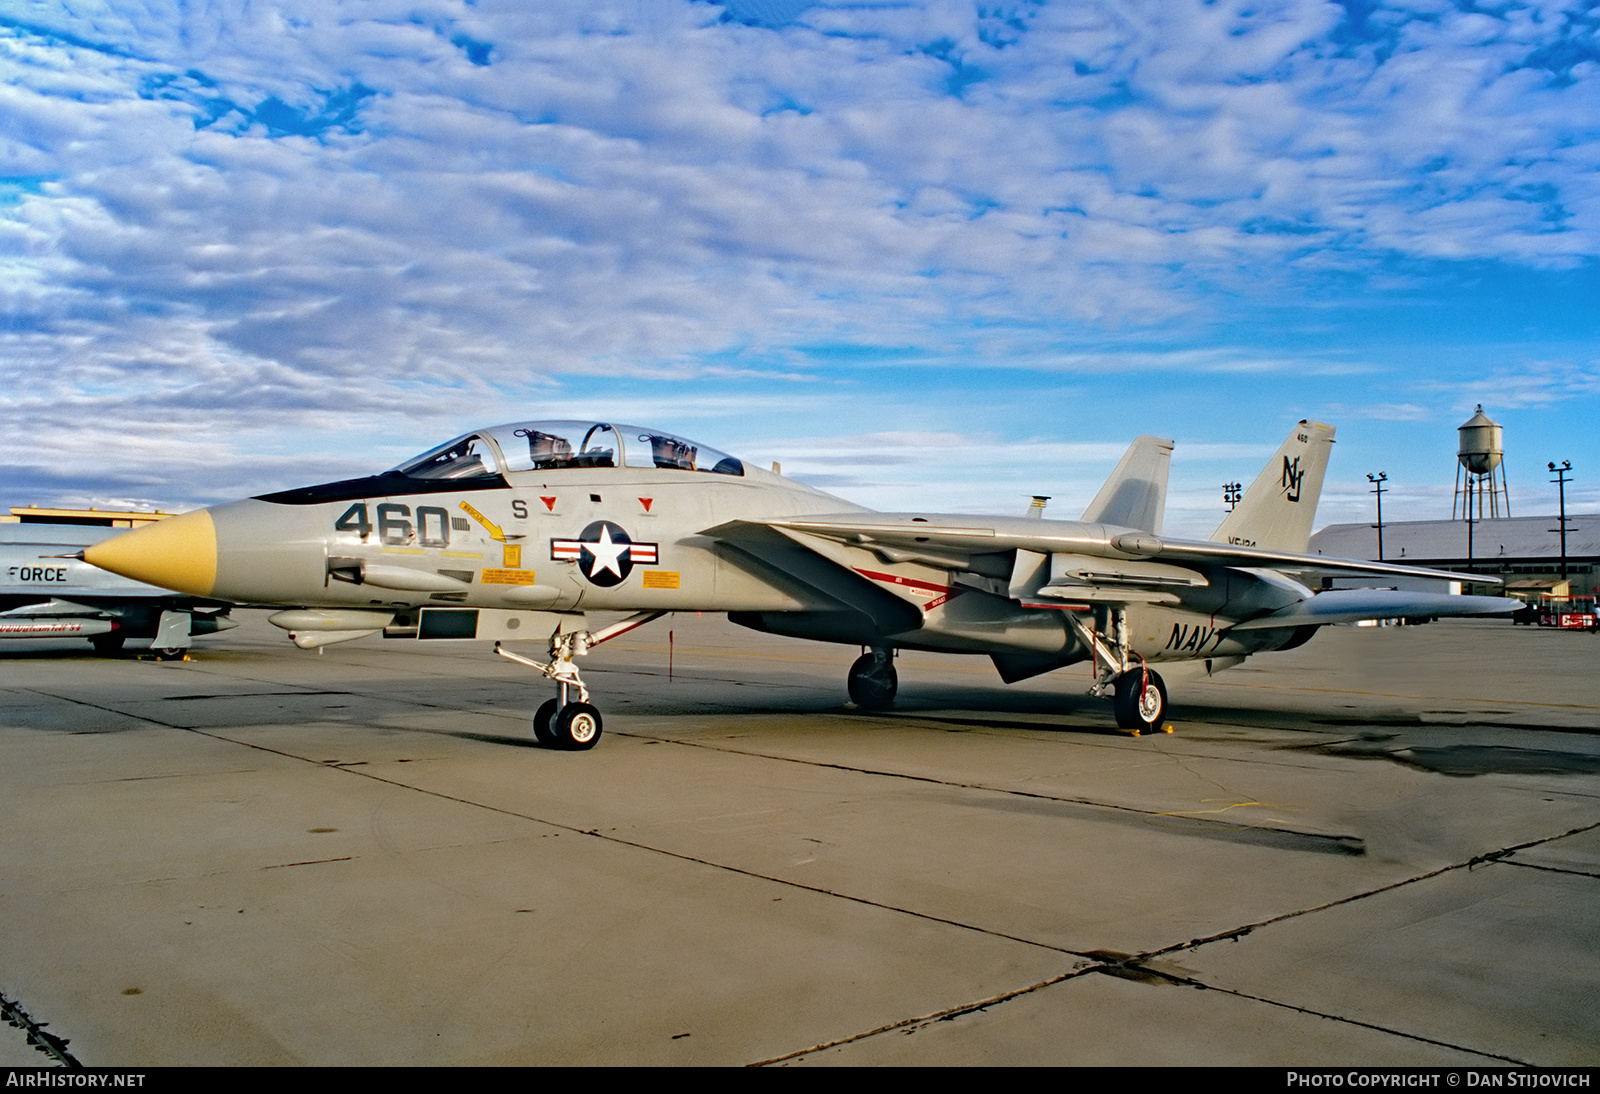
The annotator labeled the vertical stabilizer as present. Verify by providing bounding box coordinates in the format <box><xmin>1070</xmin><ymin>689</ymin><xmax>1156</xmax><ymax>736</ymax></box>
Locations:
<box><xmin>1212</xmin><ymin>420</ymin><xmax>1336</xmax><ymax>553</ymax></box>
<box><xmin>1080</xmin><ymin>435</ymin><xmax>1174</xmax><ymax>534</ymax></box>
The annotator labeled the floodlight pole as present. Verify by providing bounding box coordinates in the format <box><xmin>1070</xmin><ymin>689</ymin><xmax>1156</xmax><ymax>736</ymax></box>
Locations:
<box><xmin>1549</xmin><ymin>461</ymin><xmax>1573</xmax><ymax>581</ymax></box>
<box><xmin>1367</xmin><ymin>472</ymin><xmax>1387</xmax><ymax>561</ymax></box>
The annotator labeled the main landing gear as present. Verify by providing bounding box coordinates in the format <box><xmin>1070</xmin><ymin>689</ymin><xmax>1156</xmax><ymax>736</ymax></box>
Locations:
<box><xmin>847</xmin><ymin>646</ymin><xmax>897</xmax><ymax>711</ymax></box>
<box><xmin>1065</xmin><ymin>608</ymin><xmax>1171</xmax><ymax>735</ymax></box>
<box><xmin>1111</xmin><ymin>666</ymin><xmax>1167</xmax><ymax>733</ymax></box>
<box><xmin>497</xmin><ymin>611</ymin><xmax>665</xmax><ymax>750</ymax></box>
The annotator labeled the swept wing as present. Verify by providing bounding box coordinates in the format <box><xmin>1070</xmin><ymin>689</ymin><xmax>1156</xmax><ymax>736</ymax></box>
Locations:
<box><xmin>711</xmin><ymin>514</ymin><xmax>1491</xmax><ymax>587</ymax></box>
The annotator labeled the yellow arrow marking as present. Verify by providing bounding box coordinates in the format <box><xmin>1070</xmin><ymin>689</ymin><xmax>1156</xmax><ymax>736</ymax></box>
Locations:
<box><xmin>458</xmin><ymin>501</ymin><xmax>506</xmax><ymax>542</ymax></box>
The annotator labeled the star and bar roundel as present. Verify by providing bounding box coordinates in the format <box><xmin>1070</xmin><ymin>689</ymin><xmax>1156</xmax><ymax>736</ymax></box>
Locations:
<box><xmin>551</xmin><ymin>521</ymin><xmax>658</xmax><ymax>587</ymax></box>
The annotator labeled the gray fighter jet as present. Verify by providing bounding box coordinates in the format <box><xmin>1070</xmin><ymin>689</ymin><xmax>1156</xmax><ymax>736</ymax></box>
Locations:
<box><xmin>83</xmin><ymin>418</ymin><xmax>1510</xmax><ymax>746</ymax></box>
<box><xmin>2</xmin><ymin>522</ymin><xmax>236</xmax><ymax>657</ymax></box>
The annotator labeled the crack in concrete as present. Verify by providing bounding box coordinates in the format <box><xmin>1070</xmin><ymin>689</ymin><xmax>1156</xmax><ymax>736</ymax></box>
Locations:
<box><xmin>758</xmin><ymin>822</ymin><xmax>1600</xmax><ymax>1065</ymax></box>
<box><xmin>1097</xmin><ymin>967</ymin><xmax>1530</xmax><ymax>1067</ymax></box>
<box><xmin>260</xmin><ymin>856</ymin><xmax>355</xmax><ymax>871</ymax></box>
<box><xmin>0</xmin><ymin>990</ymin><xmax>79</xmax><ymax>1068</ymax></box>
<box><xmin>41</xmin><ymin>676</ymin><xmax>1357</xmax><ymax>862</ymax></box>
<box><xmin>153</xmin><ymin>691</ymin><xmax>354</xmax><ymax>702</ymax></box>
<box><xmin>19</xmin><ymin>686</ymin><xmax>1598</xmax><ymax>1067</ymax></box>
<box><xmin>167</xmin><ymin>725</ymin><xmax>1096</xmax><ymax>962</ymax></box>
<box><xmin>746</xmin><ymin>965</ymin><xmax>1105</xmax><ymax>1066</ymax></box>
<box><xmin>1148</xmin><ymin>820</ymin><xmax>1600</xmax><ymax>962</ymax></box>
<box><xmin>183</xmin><ymin>720</ymin><xmax>1598</xmax><ymax>1068</ymax></box>
<box><xmin>1502</xmin><ymin>859</ymin><xmax>1600</xmax><ymax>880</ymax></box>
<box><xmin>617</xmin><ymin>729</ymin><xmax>1367</xmax><ymax>854</ymax></box>
<box><xmin>750</xmin><ymin>946</ymin><xmax>1528</xmax><ymax>1066</ymax></box>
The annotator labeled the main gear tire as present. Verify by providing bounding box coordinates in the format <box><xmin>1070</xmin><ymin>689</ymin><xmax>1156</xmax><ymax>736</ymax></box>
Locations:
<box><xmin>1112</xmin><ymin>669</ymin><xmax>1167</xmax><ymax>733</ymax></box>
<box><xmin>847</xmin><ymin>653</ymin><xmax>898</xmax><ymax>711</ymax></box>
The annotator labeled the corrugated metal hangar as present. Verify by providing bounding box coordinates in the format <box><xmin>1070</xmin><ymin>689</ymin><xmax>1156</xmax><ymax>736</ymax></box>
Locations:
<box><xmin>1309</xmin><ymin>515</ymin><xmax>1599</xmax><ymax>598</ymax></box>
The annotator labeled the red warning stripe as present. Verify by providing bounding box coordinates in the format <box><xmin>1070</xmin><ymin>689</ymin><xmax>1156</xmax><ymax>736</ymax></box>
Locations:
<box><xmin>852</xmin><ymin>568</ymin><xmax>952</xmax><ymax>595</ymax></box>
<box><xmin>852</xmin><ymin>567</ymin><xmax>967</xmax><ymax>612</ymax></box>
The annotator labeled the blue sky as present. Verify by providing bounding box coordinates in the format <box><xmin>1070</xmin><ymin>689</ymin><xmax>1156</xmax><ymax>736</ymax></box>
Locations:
<box><xmin>2</xmin><ymin>0</ymin><xmax>1597</xmax><ymax>537</ymax></box>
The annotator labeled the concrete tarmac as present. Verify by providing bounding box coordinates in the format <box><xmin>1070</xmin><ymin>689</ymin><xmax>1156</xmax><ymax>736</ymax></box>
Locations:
<box><xmin>1</xmin><ymin>613</ymin><xmax>1597</xmax><ymax>1066</ymax></box>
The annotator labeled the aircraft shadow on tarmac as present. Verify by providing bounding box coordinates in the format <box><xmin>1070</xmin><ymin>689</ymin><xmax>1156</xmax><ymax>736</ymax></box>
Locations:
<box><xmin>955</xmin><ymin>793</ymin><xmax>1367</xmax><ymax>857</ymax></box>
<box><xmin>430</xmin><ymin>729</ymin><xmax>545</xmax><ymax>749</ymax></box>
<box><xmin>1294</xmin><ymin>737</ymin><xmax>1600</xmax><ymax>778</ymax></box>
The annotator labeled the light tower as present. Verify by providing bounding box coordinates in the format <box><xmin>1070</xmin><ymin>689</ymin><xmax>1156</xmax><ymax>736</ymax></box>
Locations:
<box><xmin>1367</xmin><ymin>472</ymin><xmax>1387</xmax><ymax>561</ymax></box>
<box><xmin>1549</xmin><ymin>461</ymin><xmax>1574</xmax><ymax>582</ymax></box>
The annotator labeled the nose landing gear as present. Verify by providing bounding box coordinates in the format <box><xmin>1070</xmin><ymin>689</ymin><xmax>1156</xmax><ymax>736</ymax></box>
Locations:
<box><xmin>498</xmin><ymin>610</ymin><xmax>665</xmax><ymax>750</ymax></box>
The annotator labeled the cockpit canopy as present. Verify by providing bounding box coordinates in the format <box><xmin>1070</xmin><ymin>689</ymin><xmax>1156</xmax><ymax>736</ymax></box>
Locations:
<box><xmin>393</xmin><ymin>421</ymin><xmax>745</xmax><ymax>481</ymax></box>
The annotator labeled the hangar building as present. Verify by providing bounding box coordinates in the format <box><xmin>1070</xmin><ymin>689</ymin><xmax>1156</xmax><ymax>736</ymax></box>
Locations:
<box><xmin>1309</xmin><ymin>516</ymin><xmax>1600</xmax><ymax>599</ymax></box>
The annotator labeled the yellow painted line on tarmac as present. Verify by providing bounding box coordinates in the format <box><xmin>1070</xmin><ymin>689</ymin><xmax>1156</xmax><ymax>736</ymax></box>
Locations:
<box><xmin>1156</xmin><ymin>799</ymin><xmax>1267</xmax><ymax>818</ymax></box>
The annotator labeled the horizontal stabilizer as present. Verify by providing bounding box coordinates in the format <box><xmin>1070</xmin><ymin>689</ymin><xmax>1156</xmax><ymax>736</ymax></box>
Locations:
<box><xmin>1231</xmin><ymin>589</ymin><xmax>1514</xmax><ymax>630</ymax></box>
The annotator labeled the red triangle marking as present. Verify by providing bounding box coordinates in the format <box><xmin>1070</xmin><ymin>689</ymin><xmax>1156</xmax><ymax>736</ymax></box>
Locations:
<box><xmin>639</xmin><ymin>497</ymin><xmax>653</xmax><ymax>512</ymax></box>
<box><xmin>541</xmin><ymin>496</ymin><xmax>556</xmax><ymax>511</ymax></box>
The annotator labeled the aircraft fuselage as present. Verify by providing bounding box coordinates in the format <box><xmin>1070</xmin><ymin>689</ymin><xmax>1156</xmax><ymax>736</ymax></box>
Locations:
<box><xmin>82</xmin><ymin>417</ymin><xmax>1507</xmax><ymax>743</ymax></box>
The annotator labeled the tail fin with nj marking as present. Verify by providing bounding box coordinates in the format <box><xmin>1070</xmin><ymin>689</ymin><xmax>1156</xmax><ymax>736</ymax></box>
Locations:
<box><xmin>1212</xmin><ymin>420</ymin><xmax>1336</xmax><ymax>553</ymax></box>
<box><xmin>1080</xmin><ymin>435</ymin><xmax>1174</xmax><ymax>534</ymax></box>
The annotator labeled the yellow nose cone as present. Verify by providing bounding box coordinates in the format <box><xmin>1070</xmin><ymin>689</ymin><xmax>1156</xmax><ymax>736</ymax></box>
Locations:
<box><xmin>84</xmin><ymin>509</ymin><xmax>218</xmax><ymax>597</ymax></box>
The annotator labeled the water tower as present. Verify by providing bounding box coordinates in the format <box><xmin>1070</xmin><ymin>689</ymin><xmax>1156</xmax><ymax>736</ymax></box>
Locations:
<box><xmin>1452</xmin><ymin>404</ymin><xmax>1511</xmax><ymax>522</ymax></box>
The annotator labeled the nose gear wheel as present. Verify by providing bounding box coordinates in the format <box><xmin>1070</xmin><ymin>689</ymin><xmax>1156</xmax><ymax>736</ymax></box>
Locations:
<box><xmin>551</xmin><ymin>702</ymin><xmax>603</xmax><ymax>750</ymax></box>
<box><xmin>497</xmin><ymin>610</ymin><xmax>664</xmax><ymax>750</ymax></box>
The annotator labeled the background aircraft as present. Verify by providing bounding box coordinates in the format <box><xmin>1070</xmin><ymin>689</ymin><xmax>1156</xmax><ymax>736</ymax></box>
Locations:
<box><xmin>2</xmin><ymin>521</ymin><xmax>236</xmax><ymax>657</ymax></box>
<box><xmin>83</xmin><ymin>418</ymin><xmax>1510</xmax><ymax>746</ymax></box>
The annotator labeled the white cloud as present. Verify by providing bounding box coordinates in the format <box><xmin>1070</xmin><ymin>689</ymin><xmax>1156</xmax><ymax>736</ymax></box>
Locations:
<box><xmin>1</xmin><ymin>0</ymin><xmax>1597</xmax><ymax>506</ymax></box>
<box><xmin>1409</xmin><ymin>358</ymin><xmax>1600</xmax><ymax>410</ymax></box>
